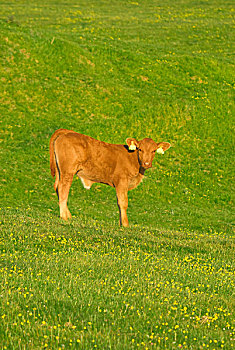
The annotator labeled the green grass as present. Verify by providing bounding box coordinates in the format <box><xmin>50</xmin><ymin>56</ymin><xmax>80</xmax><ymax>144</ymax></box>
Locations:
<box><xmin>0</xmin><ymin>0</ymin><xmax>234</xmax><ymax>348</ymax></box>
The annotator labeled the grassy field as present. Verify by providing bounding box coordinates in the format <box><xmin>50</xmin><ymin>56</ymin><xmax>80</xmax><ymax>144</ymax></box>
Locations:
<box><xmin>0</xmin><ymin>0</ymin><xmax>234</xmax><ymax>349</ymax></box>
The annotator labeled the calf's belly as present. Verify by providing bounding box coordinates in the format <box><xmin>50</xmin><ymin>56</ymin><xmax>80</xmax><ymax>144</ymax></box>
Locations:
<box><xmin>77</xmin><ymin>170</ymin><xmax>114</xmax><ymax>188</ymax></box>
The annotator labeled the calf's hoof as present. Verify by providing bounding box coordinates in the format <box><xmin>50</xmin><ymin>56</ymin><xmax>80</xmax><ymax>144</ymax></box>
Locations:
<box><xmin>120</xmin><ymin>221</ymin><xmax>129</xmax><ymax>227</ymax></box>
<box><xmin>60</xmin><ymin>209</ymin><xmax>72</xmax><ymax>221</ymax></box>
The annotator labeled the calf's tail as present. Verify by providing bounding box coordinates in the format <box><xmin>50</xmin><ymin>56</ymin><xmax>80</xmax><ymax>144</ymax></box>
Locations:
<box><xmin>49</xmin><ymin>128</ymin><xmax>70</xmax><ymax>177</ymax></box>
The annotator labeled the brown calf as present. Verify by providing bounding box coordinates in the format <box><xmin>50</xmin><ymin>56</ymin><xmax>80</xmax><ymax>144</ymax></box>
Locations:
<box><xmin>49</xmin><ymin>129</ymin><xmax>171</xmax><ymax>226</ymax></box>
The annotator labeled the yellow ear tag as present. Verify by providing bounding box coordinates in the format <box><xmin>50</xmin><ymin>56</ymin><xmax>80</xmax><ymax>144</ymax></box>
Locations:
<box><xmin>129</xmin><ymin>141</ymin><xmax>136</xmax><ymax>151</ymax></box>
<box><xmin>157</xmin><ymin>147</ymin><xmax>164</xmax><ymax>155</ymax></box>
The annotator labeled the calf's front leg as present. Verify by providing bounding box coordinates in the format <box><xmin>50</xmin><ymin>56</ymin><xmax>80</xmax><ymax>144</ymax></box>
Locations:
<box><xmin>115</xmin><ymin>184</ymin><xmax>129</xmax><ymax>227</ymax></box>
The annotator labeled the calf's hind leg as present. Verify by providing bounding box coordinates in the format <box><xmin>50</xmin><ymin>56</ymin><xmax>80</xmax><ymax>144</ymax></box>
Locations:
<box><xmin>57</xmin><ymin>173</ymin><xmax>74</xmax><ymax>220</ymax></box>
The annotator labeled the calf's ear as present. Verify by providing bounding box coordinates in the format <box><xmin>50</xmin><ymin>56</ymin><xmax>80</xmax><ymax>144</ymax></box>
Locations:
<box><xmin>126</xmin><ymin>138</ymin><xmax>140</xmax><ymax>150</ymax></box>
<box><xmin>156</xmin><ymin>142</ymin><xmax>171</xmax><ymax>151</ymax></box>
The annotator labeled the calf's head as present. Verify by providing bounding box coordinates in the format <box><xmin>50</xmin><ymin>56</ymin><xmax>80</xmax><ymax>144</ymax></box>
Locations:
<box><xmin>126</xmin><ymin>137</ymin><xmax>171</xmax><ymax>169</ymax></box>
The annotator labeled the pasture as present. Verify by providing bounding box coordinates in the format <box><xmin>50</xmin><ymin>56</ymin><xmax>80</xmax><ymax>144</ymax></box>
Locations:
<box><xmin>0</xmin><ymin>0</ymin><xmax>234</xmax><ymax>348</ymax></box>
